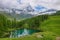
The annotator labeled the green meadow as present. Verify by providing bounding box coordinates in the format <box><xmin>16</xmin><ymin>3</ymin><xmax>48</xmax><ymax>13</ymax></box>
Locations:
<box><xmin>0</xmin><ymin>11</ymin><xmax>60</xmax><ymax>40</ymax></box>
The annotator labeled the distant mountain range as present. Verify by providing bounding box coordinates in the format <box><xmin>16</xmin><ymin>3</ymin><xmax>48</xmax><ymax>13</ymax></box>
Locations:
<box><xmin>0</xmin><ymin>11</ymin><xmax>34</xmax><ymax>20</ymax></box>
<box><xmin>0</xmin><ymin>5</ymin><xmax>57</xmax><ymax>14</ymax></box>
<box><xmin>0</xmin><ymin>3</ymin><xmax>57</xmax><ymax>20</ymax></box>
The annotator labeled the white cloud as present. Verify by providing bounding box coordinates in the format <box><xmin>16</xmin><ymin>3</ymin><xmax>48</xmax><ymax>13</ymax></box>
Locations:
<box><xmin>0</xmin><ymin>0</ymin><xmax>60</xmax><ymax>10</ymax></box>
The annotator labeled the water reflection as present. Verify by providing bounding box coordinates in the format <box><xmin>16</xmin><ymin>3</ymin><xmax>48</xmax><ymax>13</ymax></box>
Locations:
<box><xmin>10</xmin><ymin>29</ymin><xmax>40</xmax><ymax>38</ymax></box>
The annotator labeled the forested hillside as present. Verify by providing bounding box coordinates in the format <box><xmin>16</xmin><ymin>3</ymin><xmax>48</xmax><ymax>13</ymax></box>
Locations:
<box><xmin>10</xmin><ymin>11</ymin><xmax>60</xmax><ymax>40</ymax></box>
<box><xmin>0</xmin><ymin>14</ymin><xmax>11</xmax><ymax>37</ymax></box>
<box><xmin>0</xmin><ymin>11</ymin><xmax>60</xmax><ymax>40</ymax></box>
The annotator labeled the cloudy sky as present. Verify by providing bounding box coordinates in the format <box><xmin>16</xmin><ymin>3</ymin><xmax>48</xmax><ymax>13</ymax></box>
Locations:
<box><xmin>0</xmin><ymin>0</ymin><xmax>60</xmax><ymax>10</ymax></box>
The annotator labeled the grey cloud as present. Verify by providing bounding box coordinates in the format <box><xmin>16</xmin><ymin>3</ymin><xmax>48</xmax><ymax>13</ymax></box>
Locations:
<box><xmin>0</xmin><ymin>0</ymin><xmax>60</xmax><ymax>10</ymax></box>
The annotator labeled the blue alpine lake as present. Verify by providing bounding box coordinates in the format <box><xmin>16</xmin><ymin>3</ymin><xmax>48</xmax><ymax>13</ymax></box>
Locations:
<box><xmin>10</xmin><ymin>29</ymin><xmax>40</xmax><ymax>38</ymax></box>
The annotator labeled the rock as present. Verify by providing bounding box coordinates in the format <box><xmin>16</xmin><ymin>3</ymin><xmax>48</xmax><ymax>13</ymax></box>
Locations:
<box><xmin>56</xmin><ymin>37</ymin><xmax>60</xmax><ymax>40</ymax></box>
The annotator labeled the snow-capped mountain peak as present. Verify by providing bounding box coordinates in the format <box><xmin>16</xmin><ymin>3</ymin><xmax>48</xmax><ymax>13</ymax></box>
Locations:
<box><xmin>0</xmin><ymin>0</ymin><xmax>58</xmax><ymax>15</ymax></box>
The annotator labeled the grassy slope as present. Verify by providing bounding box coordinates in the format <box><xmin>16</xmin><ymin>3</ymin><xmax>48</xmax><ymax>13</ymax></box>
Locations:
<box><xmin>11</xmin><ymin>15</ymin><xmax>60</xmax><ymax>40</ymax></box>
<box><xmin>14</xmin><ymin>15</ymin><xmax>60</xmax><ymax>40</ymax></box>
<box><xmin>0</xmin><ymin>15</ymin><xmax>60</xmax><ymax>40</ymax></box>
<box><xmin>0</xmin><ymin>11</ymin><xmax>60</xmax><ymax>40</ymax></box>
<box><xmin>40</xmin><ymin>15</ymin><xmax>60</xmax><ymax>35</ymax></box>
<box><xmin>0</xmin><ymin>32</ymin><xmax>56</xmax><ymax>40</ymax></box>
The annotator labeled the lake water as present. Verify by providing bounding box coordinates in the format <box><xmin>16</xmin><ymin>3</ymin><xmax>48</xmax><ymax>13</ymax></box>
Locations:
<box><xmin>10</xmin><ymin>29</ymin><xmax>40</xmax><ymax>38</ymax></box>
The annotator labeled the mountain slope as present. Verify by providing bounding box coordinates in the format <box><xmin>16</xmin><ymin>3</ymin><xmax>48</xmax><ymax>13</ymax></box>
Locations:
<box><xmin>0</xmin><ymin>10</ymin><xmax>60</xmax><ymax>40</ymax></box>
<box><xmin>40</xmin><ymin>13</ymin><xmax>60</xmax><ymax>35</ymax></box>
<box><xmin>0</xmin><ymin>11</ymin><xmax>34</xmax><ymax>20</ymax></box>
